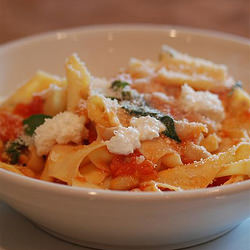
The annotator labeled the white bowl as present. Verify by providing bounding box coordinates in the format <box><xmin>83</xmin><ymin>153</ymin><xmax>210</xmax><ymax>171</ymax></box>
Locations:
<box><xmin>0</xmin><ymin>25</ymin><xmax>250</xmax><ymax>250</ymax></box>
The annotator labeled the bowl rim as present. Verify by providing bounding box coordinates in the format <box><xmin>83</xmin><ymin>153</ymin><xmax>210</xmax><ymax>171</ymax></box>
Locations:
<box><xmin>0</xmin><ymin>24</ymin><xmax>250</xmax><ymax>201</ymax></box>
<box><xmin>0</xmin><ymin>23</ymin><xmax>249</xmax><ymax>51</ymax></box>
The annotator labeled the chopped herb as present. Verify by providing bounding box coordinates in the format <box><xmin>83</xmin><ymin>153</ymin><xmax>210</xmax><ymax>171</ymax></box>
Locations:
<box><xmin>107</xmin><ymin>80</ymin><xmax>132</xmax><ymax>101</ymax></box>
<box><xmin>121</xmin><ymin>102</ymin><xmax>160</xmax><ymax>118</ymax></box>
<box><xmin>109</xmin><ymin>80</ymin><xmax>144</xmax><ymax>102</ymax></box>
<box><xmin>110</xmin><ymin>80</ymin><xmax>181</xmax><ymax>142</ymax></box>
<box><xmin>233</xmin><ymin>81</ymin><xmax>242</xmax><ymax>89</ymax></box>
<box><xmin>23</xmin><ymin>114</ymin><xmax>52</xmax><ymax>136</ymax></box>
<box><xmin>228</xmin><ymin>81</ymin><xmax>242</xmax><ymax>96</ymax></box>
<box><xmin>159</xmin><ymin>116</ymin><xmax>181</xmax><ymax>142</ymax></box>
<box><xmin>121</xmin><ymin>91</ymin><xmax>132</xmax><ymax>101</ymax></box>
<box><xmin>111</xmin><ymin>80</ymin><xmax>129</xmax><ymax>91</ymax></box>
<box><xmin>121</xmin><ymin>102</ymin><xmax>181</xmax><ymax>143</ymax></box>
<box><xmin>5</xmin><ymin>141</ymin><xmax>27</xmax><ymax>164</ymax></box>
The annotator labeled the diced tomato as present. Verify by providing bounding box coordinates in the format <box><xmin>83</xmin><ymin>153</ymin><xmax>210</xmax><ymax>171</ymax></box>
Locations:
<box><xmin>110</xmin><ymin>150</ymin><xmax>157</xmax><ymax>182</ymax></box>
<box><xmin>208</xmin><ymin>176</ymin><xmax>231</xmax><ymax>187</ymax></box>
<box><xmin>13</xmin><ymin>96</ymin><xmax>44</xmax><ymax>118</ymax></box>
<box><xmin>244</xmin><ymin>110</ymin><xmax>250</xmax><ymax>119</ymax></box>
<box><xmin>0</xmin><ymin>111</ymin><xmax>23</xmax><ymax>142</ymax></box>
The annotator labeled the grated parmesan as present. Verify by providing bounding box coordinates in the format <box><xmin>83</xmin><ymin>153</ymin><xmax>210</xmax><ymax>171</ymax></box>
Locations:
<box><xmin>136</xmin><ymin>155</ymin><xmax>145</xmax><ymax>164</ymax></box>
<box><xmin>180</xmin><ymin>84</ymin><xmax>225</xmax><ymax>122</ymax></box>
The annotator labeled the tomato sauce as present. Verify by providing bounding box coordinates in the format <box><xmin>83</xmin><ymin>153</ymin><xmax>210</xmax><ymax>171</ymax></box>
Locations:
<box><xmin>110</xmin><ymin>150</ymin><xmax>157</xmax><ymax>182</ymax></box>
<box><xmin>244</xmin><ymin>110</ymin><xmax>250</xmax><ymax>119</ymax></box>
<box><xmin>13</xmin><ymin>96</ymin><xmax>44</xmax><ymax>118</ymax></box>
<box><xmin>208</xmin><ymin>176</ymin><xmax>231</xmax><ymax>187</ymax></box>
<box><xmin>0</xmin><ymin>111</ymin><xmax>23</xmax><ymax>142</ymax></box>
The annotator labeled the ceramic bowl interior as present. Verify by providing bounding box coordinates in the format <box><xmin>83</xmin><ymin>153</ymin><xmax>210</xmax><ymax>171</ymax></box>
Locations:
<box><xmin>0</xmin><ymin>25</ymin><xmax>249</xmax><ymax>95</ymax></box>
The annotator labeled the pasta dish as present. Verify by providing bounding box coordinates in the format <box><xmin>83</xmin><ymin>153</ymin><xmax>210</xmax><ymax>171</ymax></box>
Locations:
<box><xmin>0</xmin><ymin>46</ymin><xmax>249</xmax><ymax>191</ymax></box>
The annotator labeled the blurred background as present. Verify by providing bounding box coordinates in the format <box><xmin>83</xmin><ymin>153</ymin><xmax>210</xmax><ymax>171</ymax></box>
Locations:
<box><xmin>0</xmin><ymin>0</ymin><xmax>249</xmax><ymax>44</ymax></box>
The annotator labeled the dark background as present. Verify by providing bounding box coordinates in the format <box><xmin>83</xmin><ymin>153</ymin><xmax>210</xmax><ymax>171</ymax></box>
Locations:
<box><xmin>0</xmin><ymin>0</ymin><xmax>249</xmax><ymax>44</ymax></box>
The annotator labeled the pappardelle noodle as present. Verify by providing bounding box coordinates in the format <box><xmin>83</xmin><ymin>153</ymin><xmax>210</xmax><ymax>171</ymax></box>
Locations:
<box><xmin>0</xmin><ymin>45</ymin><xmax>249</xmax><ymax>192</ymax></box>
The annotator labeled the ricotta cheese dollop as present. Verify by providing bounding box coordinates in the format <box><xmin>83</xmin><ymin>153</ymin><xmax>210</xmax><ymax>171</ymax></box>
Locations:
<box><xmin>106</xmin><ymin>116</ymin><xmax>165</xmax><ymax>155</ymax></box>
<box><xmin>34</xmin><ymin>111</ymin><xmax>87</xmax><ymax>156</ymax></box>
<box><xmin>130</xmin><ymin>116</ymin><xmax>165</xmax><ymax>141</ymax></box>
<box><xmin>105</xmin><ymin>126</ymin><xmax>141</xmax><ymax>155</ymax></box>
<box><xmin>180</xmin><ymin>84</ymin><xmax>225</xmax><ymax>122</ymax></box>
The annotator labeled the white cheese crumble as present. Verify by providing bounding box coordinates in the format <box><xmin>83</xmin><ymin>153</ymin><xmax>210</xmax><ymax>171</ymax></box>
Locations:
<box><xmin>115</xmin><ymin>73</ymin><xmax>133</xmax><ymax>85</ymax></box>
<box><xmin>180</xmin><ymin>84</ymin><xmax>225</xmax><ymax>122</ymax></box>
<box><xmin>106</xmin><ymin>116</ymin><xmax>165</xmax><ymax>155</ymax></box>
<box><xmin>100</xmin><ymin>94</ymin><xmax>120</xmax><ymax>111</ymax></box>
<box><xmin>34</xmin><ymin>111</ymin><xmax>87</xmax><ymax>156</ymax></box>
<box><xmin>136</xmin><ymin>155</ymin><xmax>145</xmax><ymax>164</ymax></box>
<box><xmin>105</xmin><ymin>127</ymin><xmax>140</xmax><ymax>155</ymax></box>
<box><xmin>17</xmin><ymin>134</ymin><xmax>34</xmax><ymax>146</ymax></box>
<box><xmin>90</xmin><ymin>77</ymin><xmax>116</xmax><ymax>97</ymax></box>
<box><xmin>128</xmin><ymin>58</ymin><xmax>155</xmax><ymax>78</ymax></box>
<box><xmin>90</xmin><ymin>77</ymin><xmax>137</xmax><ymax>102</ymax></box>
<box><xmin>130</xmin><ymin>116</ymin><xmax>165</xmax><ymax>141</ymax></box>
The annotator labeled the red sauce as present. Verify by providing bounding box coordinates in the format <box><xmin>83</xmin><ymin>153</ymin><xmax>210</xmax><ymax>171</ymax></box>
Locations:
<box><xmin>110</xmin><ymin>150</ymin><xmax>157</xmax><ymax>182</ymax></box>
<box><xmin>0</xmin><ymin>111</ymin><xmax>23</xmax><ymax>142</ymax></box>
<box><xmin>13</xmin><ymin>96</ymin><xmax>44</xmax><ymax>118</ymax></box>
<box><xmin>244</xmin><ymin>110</ymin><xmax>250</xmax><ymax>119</ymax></box>
<box><xmin>208</xmin><ymin>176</ymin><xmax>231</xmax><ymax>187</ymax></box>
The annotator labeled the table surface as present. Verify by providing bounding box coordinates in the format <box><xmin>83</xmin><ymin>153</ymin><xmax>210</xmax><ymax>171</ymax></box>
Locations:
<box><xmin>0</xmin><ymin>0</ymin><xmax>249</xmax><ymax>45</ymax></box>
<box><xmin>0</xmin><ymin>202</ymin><xmax>250</xmax><ymax>250</ymax></box>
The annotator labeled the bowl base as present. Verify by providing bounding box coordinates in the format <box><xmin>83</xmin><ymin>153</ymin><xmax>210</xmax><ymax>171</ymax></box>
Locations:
<box><xmin>37</xmin><ymin>223</ymin><xmax>237</xmax><ymax>250</ymax></box>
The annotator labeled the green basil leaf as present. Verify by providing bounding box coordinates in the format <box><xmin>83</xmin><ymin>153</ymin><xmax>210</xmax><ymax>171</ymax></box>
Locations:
<box><xmin>159</xmin><ymin>116</ymin><xmax>181</xmax><ymax>142</ymax></box>
<box><xmin>111</xmin><ymin>80</ymin><xmax>129</xmax><ymax>91</ymax></box>
<box><xmin>5</xmin><ymin>141</ymin><xmax>26</xmax><ymax>164</ymax></box>
<box><xmin>23</xmin><ymin>114</ymin><xmax>52</xmax><ymax>136</ymax></box>
<box><xmin>121</xmin><ymin>102</ymin><xmax>160</xmax><ymax>118</ymax></box>
<box><xmin>121</xmin><ymin>102</ymin><xmax>181</xmax><ymax>143</ymax></box>
<box><xmin>228</xmin><ymin>81</ymin><xmax>242</xmax><ymax>96</ymax></box>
